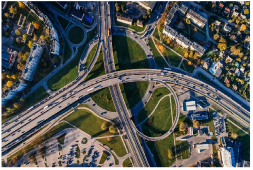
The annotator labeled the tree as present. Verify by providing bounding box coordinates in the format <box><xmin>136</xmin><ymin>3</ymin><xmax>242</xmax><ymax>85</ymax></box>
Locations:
<box><xmin>4</xmin><ymin>12</ymin><xmax>9</xmax><ymax>18</ymax></box>
<box><xmin>147</xmin><ymin>9</ymin><xmax>151</xmax><ymax>16</ymax></box>
<box><xmin>6</xmin><ymin>80</ymin><xmax>14</xmax><ymax>87</ymax></box>
<box><xmin>157</xmin><ymin>23</ymin><xmax>161</xmax><ymax>30</ymax></box>
<box><xmin>52</xmin><ymin>56</ymin><xmax>59</xmax><ymax>64</ymax></box>
<box><xmin>240</xmin><ymin>24</ymin><xmax>246</xmax><ymax>31</ymax></box>
<box><xmin>213</xmin><ymin>33</ymin><xmax>219</xmax><ymax>40</ymax></box>
<box><xmin>188</xmin><ymin>61</ymin><xmax>192</xmax><ymax>65</ymax></box>
<box><xmin>15</xmin><ymin>29</ymin><xmax>22</xmax><ymax>36</ymax></box>
<box><xmin>193</xmin><ymin>119</ymin><xmax>200</xmax><ymax>128</ymax></box>
<box><xmin>28</xmin><ymin>40</ymin><xmax>33</xmax><ymax>48</ymax></box>
<box><xmin>13</xmin><ymin>103</ymin><xmax>19</xmax><ymax>109</ymax></box>
<box><xmin>226</xmin><ymin>83</ymin><xmax>230</xmax><ymax>87</ymax></box>
<box><xmin>8</xmin><ymin>155</ymin><xmax>19</xmax><ymax>167</ymax></box>
<box><xmin>22</xmin><ymin>52</ymin><xmax>29</xmax><ymax>61</ymax></box>
<box><xmin>23</xmin><ymin>34</ymin><xmax>28</xmax><ymax>41</ymax></box>
<box><xmin>189</xmin><ymin>51</ymin><xmax>194</xmax><ymax>58</ymax></box>
<box><xmin>9</xmin><ymin>5</ymin><xmax>17</xmax><ymax>14</ymax></box>
<box><xmin>193</xmin><ymin>27</ymin><xmax>197</xmax><ymax>32</ymax></box>
<box><xmin>11</xmin><ymin>74</ymin><xmax>17</xmax><ymax>80</ymax></box>
<box><xmin>33</xmin><ymin>23</ymin><xmax>40</xmax><ymax>29</ymax></box>
<box><xmin>17</xmin><ymin>63</ymin><xmax>25</xmax><ymax>71</ymax></box>
<box><xmin>184</xmin><ymin>52</ymin><xmax>189</xmax><ymax>58</ymax></box>
<box><xmin>179</xmin><ymin>122</ymin><xmax>187</xmax><ymax>132</ymax></box>
<box><xmin>240</xmin><ymin>79</ymin><xmax>244</xmax><ymax>85</ymax></box>
<box><xmin>217</xmin><ymin>36</ymin><xmax>227</xmax><ymax>51</ymax></box>
<box><xmin>115</xmin><ymin>4</ymin><xmax>120</xmax><ymax>12</ymax></box>
<box><xmin>231</xmin><ymin>133</ymin><xmax>238</xmax><ymax>139</ymax></box>
<box><xmin>167</xmin><ymin>149</ymin><xmax>174</xmax><ymax>159</ymax></box>
<box><xmin>109</xmin><ymin>125</ymin><xmax>117</xmax><ymax>134</ymax></box>
<box><xmin>39</xmin><ymin>35</ymin><xmax>45</xmax><ymax>41</ymax></box>
<box><xmin>244</xmin><ymin>9</ymin><xmax>249</xmax><ymax>15</ymax></box>
<box><xmin>33</xmin><ymin>34</ymin><xmax>38</xmax><ymax>41</ymax></box>
<box><xmin>143</xmin><ymin>15</ymin><xmax>147</xmax><ymax>19</ymax></box>
<box><xmin>209</xmin><ymin>23</ymin><xmax>215</xmax><ymax>32</ymax></box>
<box><xmin>121</xmin><ymin>4</ymin><xmax>125</xmax><ymax>13</ymax></box>
<box><xmin>101</xmin><ymin>122</ymin><xmax>108</xmax><ymax>130</ymax></box>
<box><xmin>18</xmin><ymin>1</ymin><xmax>25</xmax><ymax>8</ymax></box>
<box><xmin>157</xmin><ymin>43</ymin><xmax>166</xmax><ymax>54</ymax></box>
<box><xmin>16</xmin><ymin>37</ymin><xmax>21</xmax><ymax>44</ymax></box>
<box><xmin>193</xmin><ymin>51</ymin><xmax>199</xmax><ymax>59</ymax></box>
<box><xmin>185</xmin><ymin>18</ymin><xmax>191</xmax><ymax>24</ymax></box>
<box><xmin>107</xmin><ymin>137</ymin><xmax>112</xmax><ymax>142</ymax></box>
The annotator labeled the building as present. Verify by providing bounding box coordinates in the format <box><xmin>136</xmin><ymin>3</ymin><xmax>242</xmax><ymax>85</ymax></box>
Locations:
<box><xmin>17</xmin><ymin>14</ymin><xmax>26</xmax><ymax>27</ymax></box>
<box><xmin>197</xmin><ymin>100</ymin><xmax>209</xmax><ymax>109</ymax></box>
<box><xmin>116</xmin><ymin>13</ymin><xmax>133</xmax><ymax>25</ymax></box>
<box><xmin>240</xmin><ymin>66</ymin><xmax>245</xmax><ymax>73</ymax></box>
<box><xmin>26</xmin><ymin>23</ymin><xmax>34</xmax><ymax>36</ymax></box>
<box><xmin>192</xmin><ymin>111</ymin><xmax>209</xmax><ymax>120</ymax></box>
<box><xmin>178</xmin><ymin>3</ymin><xmax>188</xmax><ymax>16</ymax></box>
<box><xmin>21</xmin><ymin>43</ymin><xmax>44</xmax><ymax>81</ymax></box>
<box><xmin>203</xmin><ymin>61</ymin><xmax>210</xmax><ymax>70</ymax></box>
<box><xmin>220</xmin><ymin>147</ymin><xmax>236</xmax><ymax>167</ymax></box>
<box><xmin>218</xmin><ymin>2</ymin><xmax>224</xmax><ymax>9</ymax></box>
<box><xmin>2</xmin><ymin>46</ymin><xmax>17</xmax><ymax>69</ymax></box>
<box><xmin>226</xmin><ymin>56</ymin><xmax>233</xmax><ymax>63</ymax></box>
<box><xmin>232</xmin><ymin>11</ymin><xmax>239</xmax><ymax>17</ymax></box>
<box><xmin>224</xmin><ymin>77</ymin><xmax>230</xmax><ymax>84</ymax></box>
<box><xmin>50</xmin><ymin>39</ymin><xmax>60</xmax><ymax>56</ymax></box>
<box><xmin>2</xmin><ymin>80</ymin><xmax>28</xmax><ymax>105</ymax></box>
<box><xmin>224</xmin><ymin>23</ymin><xmax>232</xmax><ymax>32</ymax></box>
<box><xmin>223</xmin><ymin>7</ymin><xmax>230</xmax><ymax>15</ymax></box>
<box><xmin>209</xmin><ymin>61</ymin><xmax>223</xmax><ymax>78</ymax></box>
<box><xmin>184</xmin><ymin>100</ymin><xmax>196</xmax><ymax>111</ymax></box>
<box><xmin>186</xmin><ymin>9</ymin><xmax>207</xmax><ymax>28</ymax></box>
<box><xmin>137</xmin><ymin>20</ymin><xmax>144</xmax><ymax>27</ymax></box>
<box><xmin>233</xmin><ymin>84</ymin><xmax>238</xmax><ymax>91</ymax></box>
<box><xmin>196</xmin><ymin>144</ymin><xmax>209</xmax><ymax>153</ymax></box>
<box><xmin>84</xmin><ymin>15</ymin><xmax>93</xmax><ymax>24</ymax></box>
<box><xmin>244</xmin><ymin>35</ymin><xmax>250</xmax><ymax>42</ymax></box>
<box><xmin>136</xmin><ymin>1</ymin><xmax>156</xmax><ymax>12</ymax></box>
<box><xmin>235</xmin><ymin>68</ymin><xmax>240</xmax><ymax>76</ymax></box>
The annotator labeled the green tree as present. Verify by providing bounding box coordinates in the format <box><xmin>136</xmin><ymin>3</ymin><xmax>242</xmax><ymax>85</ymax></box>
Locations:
<box><xmin>193</xmin><ymin>119</ymin><xmax>200</xmax><ymax>128</ymax></box>
<box><xmin>109</xmin><ymin>125</ymin><xmax>117</xmax><ymax>134</ymax></box>
<box><xmin>217</xmin><ymin>36</ymin><xmax>227</xmax><ymax>51</ymax></box>
<box><xmin>185</xmin><ymin>18</ymin><xmax>191</xmax><ymax>24</ymax></box>
<box><xmin>167</xmin><ymin>149</ymin><xmax>174</xmax><ymax>159</ymax></box>
<box><xmin>179</xmin><ymin>122</ymin><xmax>187</xmax><ymax>132</ymax></box>
<box><xmin>28</xmin><ymin>40</ymin><xmax>33</xmax><ymax>48</ymax></box>
<box><xmin>15</xmin><ymin>29</ymin><xmax>22</xmax><ymax>36</ymax></box>
<box><xmin>244</xmin><ymin>9</ymin><xmax>249</xmax><ymax>15</ymax></box>
<box><xmin>214</xmin><ymin>33</ymin><xmax>219</xmax><ymax>40</ymax></box>
<box><xmin>23</xmin><ymin>34</ymin><xmax>28</xmax><ymax>41</ymax></box>
<box><xmin>101</xmin><ymin>122</ymin><xmax>108</xmax><ymax>130</ymax></box>
<box><xmin>9</xmin><ymin>6</ymin><xmax>17</xmax><ymax>14</ymax></box>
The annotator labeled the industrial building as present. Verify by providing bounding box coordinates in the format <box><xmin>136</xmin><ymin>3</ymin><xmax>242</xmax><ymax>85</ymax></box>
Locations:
<box><xmin>183</xmin><ymin>100</ymin><xmax>196</xmax><ymax>111</ymax></box>
<box><xmin>21</xmin><ymin>43</ymin><xmax>44</xmax><ymax>81</ymax></box>
<box><xmin>220</xmin><ymin>147</ymin><xmax>236</xmax><ymax>167</ymax></box>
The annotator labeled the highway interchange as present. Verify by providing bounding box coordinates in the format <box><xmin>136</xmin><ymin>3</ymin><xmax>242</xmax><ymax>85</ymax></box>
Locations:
<box><xmin>1</xmin><ymin>1</ymin><xmax>250</xmax><ymax>167</ymax></box>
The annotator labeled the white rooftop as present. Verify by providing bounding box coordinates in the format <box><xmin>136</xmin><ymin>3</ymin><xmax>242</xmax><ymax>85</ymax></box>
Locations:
<box><xmin>185</xmin><ymin>101</ymin><xmax>196</xmax><ymax>111</ymax></box>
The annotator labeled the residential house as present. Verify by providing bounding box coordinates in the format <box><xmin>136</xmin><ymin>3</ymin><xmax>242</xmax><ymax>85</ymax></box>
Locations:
<box><xmin>186</xmin><ymin>9</ymin><xmax>207</xmax><ymax>28</ymax></box>
<box><xmin>219</xmin><ymin>51</ymin><xmax>225</xmax><ymax>58</ymax></box>
<box><xmin>241</xmin><ymin>14</ymin><xmax>246</xmax><ymax>19</ymax></box>
<box><xmin>26</xmin><ymin>23</ymin><xmax>34</xmax><ymax>36</ymax></box>
<box><xmin>240</xmin><ymin>66</ymin><xmax>245</xmax><ymax>73</ymax></box>
<box><xmin>136</xmin><ymin>1</ymin><xmax>156</xmax><ymax>12</ymax></box>
<box><xmin>203</xmin><ymin>61</ymin><xmax>210</xmax><ymax>70</ymax></box>
<box><xmin>233</xmin><ymin>84</ymin><xmax>238</xmax><ymax>91</ymax></box>
<box><xmin>178</xmin><ymin>3</ymin><xmax>188</xmax><ymax>16</ymax></box>
<box><xmin>218</xmin><ymin>2</ymin><xmax>224</xmax><ymax>9</ymax></box>
<box><xmin>215</xmin><ymin>20</ymin><xmax>221</xmax><ymax>31</ymax></box>
<box><xmin>21</xmin><ymin>43</ymin><xmax>44</xmax><ymax>81</ymax></box>
<box><xmin>17</xmin><ymin>14</ymin><xmax>26</xmax><ymax>27</ymax></box>
<box><xmin>224</xmin><ymin>23</ymin><xmax>232</xmax><ymax>32</ymax></box>
<box><xmin>244</xmin><ymin>35</ymin><xmax>250</xmax><ymax>42</ymax></box>
<box><xmin>117</xmin><ymin>13</ymin><xmax>133</xmax><ymax>25</ymax></box>
<box><xmin>233</xmin><ymin>5</ymin><xmax>239</xmax><ymax>11</ymax></box>
<box><xmin>224</xmin><ymin>77</ymin><xmax>230</xmax><ymax>84</ymax></box>
<box><xmin>2</xmin><ymin>46</ymin><xmax>17</xmax><ymax>69</ymax></box>
<box><xmin>137</xmin><ymin>20</ymin><xmax>144</xmax><ymax>27</ymax></box>
<box><xmin>235</xmin><ymin>61</ymin><xmax>240</xmax><ymax>68</ymax></box>
<box><xmin>223</xmin><ymin>7</ymin><xmax>231</xmax><ymax>15</ymax></box>
<box><xmin>209</xmin><ymin>61</ymin><xmax>223</xmax><ymax>78</ymax></box>
<box><xmin>226</xmin><ymin>56</ymin><xmax>233</xmax><ymax>63</ymax></box>
<box><xmin>235</xmin><ymin>68</ymin><xmax>240</xmax><ymax>76</ymax></box>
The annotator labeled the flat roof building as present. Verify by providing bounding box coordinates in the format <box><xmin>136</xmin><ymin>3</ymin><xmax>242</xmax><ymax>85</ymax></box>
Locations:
<box><xmin>137</xmin><ymin>20</ymin><xmax>144</xmax><ymax>27</ymax></box>
<box><xmin>50</xmin><ymin>39</ymin><xmax>60</xmax><ymax>56</ymax></box>
<box><xmin>136</xmin><ymin>1</ymin><xmax>156</xmax><ymax>12</ymax></box>
<box><xmin>192</xmin><ymin>111</ymin><xmax>209</xmax><ymax>120</ymax></box>
<box><xmin>186</xmin><ymin>9</ymin><xmax>207</xmax><ymax>28</ymax></box>
<box><xmin>196</xmin><ymin>144</ymin><xmax>209</xmax><ymax>153</ymax></box>
<box><xmin>209</xmin><ymin>61</ymin><xmax>223</xmax><ymax>78</ymax></box>
<box><xmin>184</xmin><ymin>100</ymin><xmax>196</xmax><ymax>111</ymax></box>
<box><xmin>27</xmin><ymin>23</ymin><xmax>34</xmax><ymax>36</ymax></box>
<box><xmin>117</xmin><ymin>13</ymin><xmax>133</xmax><ymax>25</ymax></box>
<box><xmin>220</xmin><ymin>147</ymin><xmax>236</xmax><ymax>167</ymax></box>
<box><xmin>21</xmin><ymin>43</ymin><xmax>44</xmax><ymax>81</ymax></box>
<box><xmin>17</xmin><ymin>14</ymin><xmax>26</xmax><ymax>27</ymax></box>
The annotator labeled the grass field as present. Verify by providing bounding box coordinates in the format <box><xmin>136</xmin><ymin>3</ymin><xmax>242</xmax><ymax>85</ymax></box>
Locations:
<box><xmin>116</xmin><ymin>21</ymin><xmax>145</xmax><ymax>32</ymax></box>
<box><xmin>83</xmin><ymin>44</ymin><xmax>98</xmax><ymax>72</ymax></box>
<box><xmin>57</xmin><ymin>16</ymin><xmax>70</xmax><ymax>30</ymax></box>
<box><xmin>97</xmin><ymin>137</ymin><xmax>127</xmax><ymax>157</ymax></box>
<box><xmin>7</xmin><ymin>122</ymin><xmax>73</xmax><ymax>166</ymax></box>
<box><xmin>138</xmin><ymin>87</ymin><xmax>171</xmax><ymax>123</ymax></box>
<box><xmin>175</xmin><ymin>141</ymin><xmax>190</xmax><ymax>160</ymax></box>
<box><xmin>63</xmin><ymin>39</ymin><xmax>72</xmax><ymax>63</ymax></box>
<box><xmin>148</xmin><ymin>39</ymin><xmax>168</xmax><ymax>67</ymax></box>
<box><xmin>99</xmin><ymin>152</ymin><xmax>108</xmax><ymax>164</ymax></box>
<box><xmin>123</xmin><ymin>158</ymin><xmax>132</xmax><ymax>167</ymax></box>
<box><xmin>174</xmin><ymin>113</ymin><xmax>193</xmax><ymax>137</ymax></box>
<box><xmin>90</xmin><ymin>87</ymin><xmax>116</xmax><ymax>112</ymax></box>
<box><xmin>113</xmin><ymin>36</ymin><xmax>149</xmax><ymax>71</ymax></box>
<box><xmin>141</xmin><ymin>97</ymin><xmax>173</xmax><ymax>136</ymax></box>
<box><xmin>47</xmin><ymin>26</ymin><xmax>97</xmax><ymax>91</ymax></box>
<box><xmin>226</xmin><ymin>116</ymin><xmax>250</xmax><ymax>134</ymax></box>
<box><xmin>120</xmin><ymin>81</ymin><xmax>149</xmax><ymax>109</ymax></box>
<box><xmin>85</xmin><ymin>49</ymin><xmax>104</xmax><ymax>81</ymax></box>
<box><xmin>64</xmin><ymin>109</ymin><xmax>113</xmax><ymax>137</ymax></box>
<box><xmin>180</xmin><ymin>59</ymin><xmax>195</xmax><ymax>73</ymax></box>
<box><xmin>68</xmin><ymin>26</ymin><xmax>84</xmax><ymax>44</ymax></box>
<box><xmin>153</xmin><ymin>28</ymin><xmax>160</xmax><ymax>40</ymax></box>
<box><xmin>225</xmin><ymin>120</ymin><xmax>250</xmax><ymax>161</ymax></box>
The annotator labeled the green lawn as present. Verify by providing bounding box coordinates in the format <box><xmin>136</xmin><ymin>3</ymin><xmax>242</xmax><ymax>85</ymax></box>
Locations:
<box><xmin>141</xmin><ymin>97</ymin><xmax>173</xmax><ymax>136</ymax></box>
<box><xmin>83</xmin><ymin>44</ymin><xmax>98</xmax><ymax>72</ymax></box>
<box><xmin>116</xmin><ymin>21</ymin><xmax>145</xmax><ymax>32</ymax></box>
<box><xmin>123</xmin><ymin>158</ymin><xmax>132</xmax><ymax>167</ymax></box>
<box><xmin>47</xmin><ymin>26</ymin><xmax>97</xmax><ymax>91</ymax></box>
<box><xmin>99</xmin><ymin>152</ymin><xmax>108</xmax><ymax>164</ymax></box>
<box><xmin>57</xmin><ymin>134</ymin><xmax>66</xmax><ymax>145</ymax></box>
<box><xmin>63</xmin><ymin>39</ymin><xmax>72</xmax><ymax>63</ymax></box>
<box><xmin>138</xmin><ymin>87</ymin><xmax>171</xmax><ymax>123</ymax></box>
<box><xmin>113</xmin><ymin>35</ymin><xmax>149</xmax><ymax>71</ymax></box>
<box><xmin>175</xmin><ymin>141</ymin><xmax>190</xmax><ymax>159</ymax></box>
<box><xmin>57</xmin><ymin>16</ymin><xmax>70</xmax><ymax>30</ymax></box>
<box><xmin>90</xmin><ymin>87</ymin><xmax>116</xmax><ymax>112</ymax></box>
<box><xmin>148</xmin><ymin>39</ymin><xmax>168</xmax><ymax>67</ymax></box>
<box><xmin>174</xmin><ymin>113</ymin><xmax>193</xmax><ymax>137</ymax></box>
<box><xmin>227</xmin><ymin>116</ymin><xmax>250</xmax><ymax>134</ymax></box>
<box><xmin>7</xmin><ymin>122</ymin><xmax>73</xmax><ymax>166</ymax></box>
<box><xmin>212</xmin><ymin>144</ymin><xmax>222</xmax><ymax>167</ymax></box>
<box><xmin>64</xmin><ymin>109</ymin><xmax>115</xmax><ymax>137</ymax></box>
<box><xmin>2</xmin><ymin>86</ymin><xmax>49</xmax><ymax>123</ymax></box>
<box><xmin>153</xmin><ymin>28</ymin><xmax>160</xmax><ymax>40</ymax></box>
<box><xmin>85</xmin><ymin>49</ymin><xmax>104</xmax><ymax>81</ymax></box>
<box><xmin>120</xmin><ymin>81</ymin><xmax>149</xmax><ymax>109</ymax></box>
<box><xmin>27</xmin><ymin>12</ymin><xmax>39</xmax><ymax>23</ymax></box>
<box><xmin>68</xmin><ymin>26</ymin><xmax>84</xmax><ymax>44</ymax></box>
<box><xmin>97</xmin><ymin>137</ymin><xmax>127</xmax><ymax>157</ymax></box>
<box><xmin>180</xmin><ymin>59</ymin><xmax>195</xmax><ymax>73</ymax></box>
<box><xmin>225</xmin><ymin>120</ymin><xmax>250</xmax><ymax>161</ymax></box>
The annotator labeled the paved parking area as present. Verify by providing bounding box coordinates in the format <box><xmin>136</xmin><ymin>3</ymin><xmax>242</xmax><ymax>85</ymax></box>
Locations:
<box><xmin>212</xmin><ymin>111</ymin><xmax>225</xmax><ymax>137</ymax></box>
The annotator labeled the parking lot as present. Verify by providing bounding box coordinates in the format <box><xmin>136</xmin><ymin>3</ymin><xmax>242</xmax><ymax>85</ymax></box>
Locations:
<box><xmin>212</xmin><ymin>111</ymin><xmax>225</xmax><ymax>136</ymax></box>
